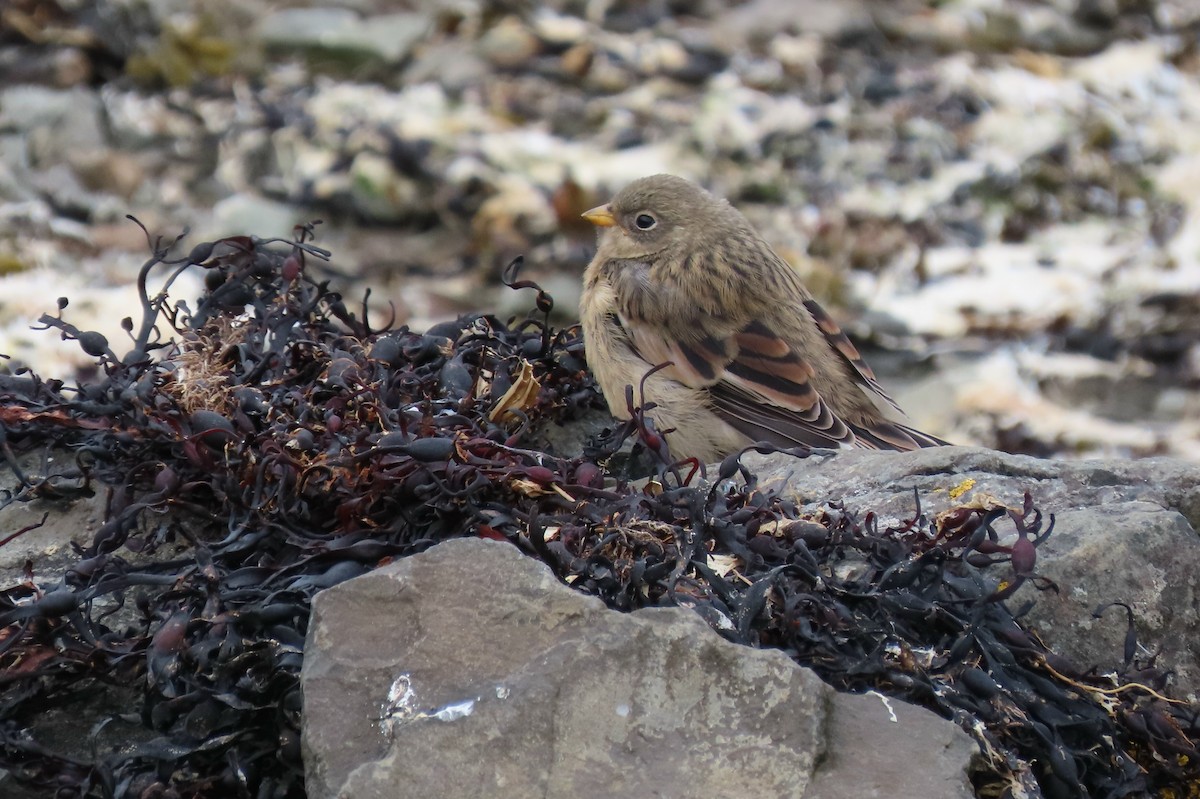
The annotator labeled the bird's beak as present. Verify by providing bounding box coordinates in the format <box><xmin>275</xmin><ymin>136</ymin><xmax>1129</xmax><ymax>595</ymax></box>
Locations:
<box><xmin>581</xmin><ymin>204</ymin><xmax>616</xmax><ymax>227</ymax></box>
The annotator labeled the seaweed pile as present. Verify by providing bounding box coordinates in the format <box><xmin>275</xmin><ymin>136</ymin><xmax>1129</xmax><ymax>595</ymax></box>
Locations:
<box><xmin>0</xmin><ymin>224</ymin><xmax>1197</xmax><ymax>798</ymax></box>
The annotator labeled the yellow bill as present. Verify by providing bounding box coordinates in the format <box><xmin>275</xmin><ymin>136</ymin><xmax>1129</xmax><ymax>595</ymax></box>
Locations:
<box><xmin>581</xmin><ymin>204</ymin><xmax>616</xmax><ymax>227</ymax></box>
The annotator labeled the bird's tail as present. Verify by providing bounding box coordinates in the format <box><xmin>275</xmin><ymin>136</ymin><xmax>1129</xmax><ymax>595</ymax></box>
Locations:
<box><xmin>851</xmin><ymin>421</ymin><xmax>952</xmax><ymax>451</ymax></box>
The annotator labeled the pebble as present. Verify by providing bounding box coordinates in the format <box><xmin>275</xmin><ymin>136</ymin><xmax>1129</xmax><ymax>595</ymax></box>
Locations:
<box><xmin>210</xmin><ymin>194</ymin><xmax>301</xmax><ymax>239</ymax></box>
<box><xmin>532</xmin><ymin>10</ymin><xmax>589</xmax><ymax>47</ymax></box>
<box><xmin>478</xmin><ymin>16</ymin><xmax>540</xmax><ymax>69</ymax></box>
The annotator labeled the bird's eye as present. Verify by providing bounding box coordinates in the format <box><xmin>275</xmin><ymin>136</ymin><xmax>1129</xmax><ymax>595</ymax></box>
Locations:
<box><xmin>634</xmin><ymin>213</ymin><xmax>657</xmax><ymax>230</ymax></box>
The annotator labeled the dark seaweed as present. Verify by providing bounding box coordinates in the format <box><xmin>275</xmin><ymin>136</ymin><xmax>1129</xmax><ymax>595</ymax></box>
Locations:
<box><xmin>0</xmin><ymin>223</ymin><xmax>1197</xmax><ymax>798</ymax></box>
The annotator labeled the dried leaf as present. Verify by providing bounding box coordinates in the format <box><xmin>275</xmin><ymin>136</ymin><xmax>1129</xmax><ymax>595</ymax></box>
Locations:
<box><xmin>510</xmin><ymin>477</ymin><xmax>551</xmax><ymax>497</ymax></box>
<box><xmin>488</xmin><ymin>359</ymin><xmax>540</xmax><ymax>423</ymax></box>
<box><xmin>707</xmin><ymin>554</ymin><xmax>740</xmax><ymax>577</ymax></box>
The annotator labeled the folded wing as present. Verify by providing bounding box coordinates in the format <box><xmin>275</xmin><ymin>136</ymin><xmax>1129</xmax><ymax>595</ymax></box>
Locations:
<box><xmin>618</xmin><ymin>305</ymin><xmax>947</xmax><ymax>451</ymax></box>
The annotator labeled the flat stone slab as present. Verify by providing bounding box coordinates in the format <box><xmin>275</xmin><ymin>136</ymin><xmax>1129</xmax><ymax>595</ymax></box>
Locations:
<box><xmin>301</xmin><ymin>538</ymin><xmax>976</xmax><ymax>799</ymax></box>
<box><xmin>748</xmin><ymin>446</ymin><xmax>1200</xmax><ymax>700</ymax></box>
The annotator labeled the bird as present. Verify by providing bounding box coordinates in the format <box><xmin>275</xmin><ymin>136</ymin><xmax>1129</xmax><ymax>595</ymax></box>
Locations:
<box><xmin>578</xmin><ymin>174</ymin><xmax>949</xmax><ymax>463</ymax></box>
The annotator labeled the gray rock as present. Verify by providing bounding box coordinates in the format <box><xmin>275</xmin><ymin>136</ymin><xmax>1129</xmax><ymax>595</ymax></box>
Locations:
<box><xmin>533</xmin><ymin>405</ymin><xmax>614</xmax><ymax>457</ymax></box>
<box><xmin>302</xmin><ymin>538</ymin><xmax>976</xmax><ymax>799</ymax></box>
<box><xmin>0</xmin><ymin>458</ymin><xmax>131</xmax><ymax>797</ymax></box>
<box><xmin>746</xmin><ymin>446</ymin><xmax>1200</xmax><ymax>699</ymax></box>
<box><xmin>259</xmin><ymin>8</ymin><xmax>430</xmax><ymax>69</ymax></box>
<box><xmin>0</xmin><ymin>133</ymin><xmax>31</xmax><ymax>174</ymax></box>
<box><xmin>0</xmin><ymin>86</ymin><xmax>106</xmax><ymax>165</ymax></box>
<box><xmin>1157</xmin><ymin>0</ymin><xmax>1200</xmax><ymax>28</ymax></box>
<box><xmin>807</xmin><ymin>690</ymin><xmax>977</xmax><ymax>799</ymax></box>
<box><xmin>715</xmin><ymin>0</ymin><xmax>875</xmax><ymax>46</ymax></box>
<box><xmin>0</xmin><ymin>454</ymin><xmax>107</xmax><ymax>587</ymax></box>
<box><xmin>1029</xmin><ymin>503</ymin><xmax>1200</xmax><ymax>699</ymax></box>
<box><xmin>25</xmin><ymin>163</ymin><xmax>124</xmax><ymax>222</ymax></box>
<box><xmin>210</xmin><ymin>193</ymin><xmax>303</xmax><ymax>239</ymax></box>
<box><xmin>0</xmin><ymin>135</ymin><xmax>36</xmax><ymax>202</ymax></box>
<box><xmin>404</xmin><ymin>39</ymin><xmax>490</xmax><ymax>94</ymax></box>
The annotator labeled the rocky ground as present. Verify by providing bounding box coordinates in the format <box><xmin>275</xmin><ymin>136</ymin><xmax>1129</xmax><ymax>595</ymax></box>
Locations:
<box><xmin>2</xmin><ymin>0</ymin><xmax>1199</xmax><ymax>460</ymax></box>
<box><xmin>4</xmin><ymin>8</ymin><xmax>1200</xmax><ymax>790</ymax></box>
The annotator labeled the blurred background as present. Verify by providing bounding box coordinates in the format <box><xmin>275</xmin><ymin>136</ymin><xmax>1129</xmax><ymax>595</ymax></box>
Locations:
<box><xmin>0</xmin><ymin>0</ymin><xmax>1197</xmax><ymax>460</ymax></box>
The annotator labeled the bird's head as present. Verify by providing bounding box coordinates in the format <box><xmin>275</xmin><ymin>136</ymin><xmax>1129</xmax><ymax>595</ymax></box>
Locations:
<box><xmin>582</xmin><ymin>174</ymin><xmax>739</xmax><ymax>262</ymax></box>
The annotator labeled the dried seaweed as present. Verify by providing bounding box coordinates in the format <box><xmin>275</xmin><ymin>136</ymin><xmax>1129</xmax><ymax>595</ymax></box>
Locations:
<box><xmin>0</xmin><ymin>223</ymin><xmax>1197</xmax><ymax>798</ymax></box>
